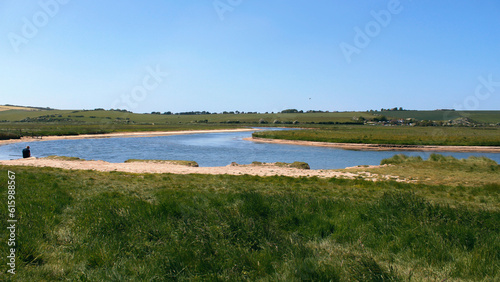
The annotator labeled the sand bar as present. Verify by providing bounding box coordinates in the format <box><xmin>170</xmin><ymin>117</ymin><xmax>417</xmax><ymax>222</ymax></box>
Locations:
<box><xmin>247</xmin><ymin>137</ymin><xmax>500</xmax><ymax>153</ymax></box>
<box><xmin>0</xmin><ymin>157</ymin><xmax>364</xmax><ymax>179</ymax></box>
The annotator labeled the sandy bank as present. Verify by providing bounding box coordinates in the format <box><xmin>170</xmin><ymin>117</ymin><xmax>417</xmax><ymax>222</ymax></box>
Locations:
<box><xmin>0</xmin><ymin>157</ymin><xmax>364</xmax><ymax>179</ymax></box>
<box><xmin>246</xmin><ymin>137</ymin><xmax>500</xmax><ymax>153</ymax></box>
<box><xmin>0</xmin><ymin>128</ymin><xmax>256</xmax><ymax>146</ymax></box>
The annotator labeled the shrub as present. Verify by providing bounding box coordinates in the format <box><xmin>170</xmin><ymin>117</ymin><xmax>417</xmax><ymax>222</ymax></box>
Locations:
<box><xmin>380</xmin><ymin>154</ymin><xmax>423</xmax><ymax>165</ymax></box>
<box><xmin>429</xmin><ymin>153</ymin><xmax>457</xmax><ymax>162</ymax></box>
<box><xmin>124</xmin><ymin>159</ymin><xmax>199</xmax><ymax>167</ymax></box>
<box><xmin>274</xmin><ymin>161</ymin><xmax>310</xmax><ymax>170</ymax></box>
<box><xmin>290</xmin><ymin>162</ymin><xmax>310</xmax><ymax>170</ymax></box>
<box><xmin>0</xmin><ymin>132</ymin><xmax>20</xmax><ymax>140</ymax></box>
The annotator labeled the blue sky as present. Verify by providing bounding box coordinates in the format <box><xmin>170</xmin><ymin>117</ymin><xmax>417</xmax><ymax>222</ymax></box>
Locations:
<box><xmin>1</xmin><ymin>0</ymin><xmax>499</xmax><ymax>113</ymax></box>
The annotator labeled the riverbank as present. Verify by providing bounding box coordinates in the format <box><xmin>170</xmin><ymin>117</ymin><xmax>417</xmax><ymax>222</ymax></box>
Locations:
<box><xmin>0</xmin><ymin>128</ymin><xmax>257</xmax><ymax>146</ymax></box>
<box><xmin>247</xmin><ymin>137</ymin><xmax>500</xmax><ymax>153</ymax></box>
<box><xmin>0</xmin><ymin>157</ymin><xmax>383</xmax><ymax>180</ymax></box>
<box><xmin>4</xmin><ymin>128</ymin><xmax>499</xmax><ymax>153</ymax></box>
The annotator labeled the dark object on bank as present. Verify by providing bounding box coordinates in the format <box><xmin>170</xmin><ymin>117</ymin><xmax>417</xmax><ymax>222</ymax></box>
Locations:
<box><xmin>22</xmin><ymin>146</ymin><xmax>31</xmax><ymax>158</ymax></box>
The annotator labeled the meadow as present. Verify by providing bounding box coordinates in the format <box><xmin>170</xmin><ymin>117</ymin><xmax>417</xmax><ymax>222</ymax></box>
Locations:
<box><xmin>253</xmin><ymin>126</ymin><xmax>500</xmax><ymax>147</ymax></box>
<box><xmin>0</xmin><ymin>154</ymin><xmax>498</xmax><ymax>281</ymax></box>
<box><xmin>0</xmin><ymin>109</ymin><xmax>367</xmax><ymax>139</ymax></box>
<box><xmin>1</xmin><ymin>108</ymin><xmax>499</xmax><ymax>147</ymax></box>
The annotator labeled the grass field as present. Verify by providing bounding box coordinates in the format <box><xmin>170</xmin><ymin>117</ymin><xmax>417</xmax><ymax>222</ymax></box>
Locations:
<box><xmin>0</xmin><ymin>155</ymin><xmax>498</xmax><ymax>281</ymax></box>
<box><xmin>0</xmin><ymin>109</ymin><xmax>373</xmax><ymax>124</ymax></box>
<box><xmin>0</xmin><ymin>109</ymin><xmax>371</xmax><ymax>138</ymax></box>
<box><xmin>382</xmin><ymin>110</ymin><xmax>500</xmax><ymax>124</ymax></box>
<box><xmin>253</xmin><ymin>126</ymin><xmax>500</xmax><ymax>146</ymax></box>
<box><xmin>1</xmin><ymin>108</ymin><xmax>499</xmax><ymax>142</ymax></box>
<box><xmin>0</xmin><ymin>106</ymin><xmax>40</xmax><ymax>112</ymax></box>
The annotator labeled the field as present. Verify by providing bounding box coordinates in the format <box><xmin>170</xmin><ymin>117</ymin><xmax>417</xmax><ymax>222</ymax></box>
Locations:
<box><xmin>1</xmin><ymin>107</ymin><xmax>499</xmax><ymax>280</ymax></box>
<box><xmin>380</xmin><ymin>110</ymin><xmax>500</xmax><ymax>124</ymax></box>
<box><xmin>0</xmin><ymin>106</ymin><xmax>40</xmax><ymax>112</ymax></box>
<box><xmin>1</xmin><ymin>154</ymin><xmax>499</xmax><ymax>281</ymax></box>
<box><xmin>0</xmin><ymin>109</ymin><xmax>370</xmax><ymax>138</ymax></box>
<box><xmin>253</xmin><ymin>126</ymin><xmax>500</xmax><ymax>146</ymax></box>
<box><xmin>1</xmin><ymin>108</ymin><xmax>499</xmax><ymax>143</ymax></box>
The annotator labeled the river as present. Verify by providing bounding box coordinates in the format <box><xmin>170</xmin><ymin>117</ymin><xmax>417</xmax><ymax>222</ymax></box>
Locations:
<box><xmin>0</xmin><ymin>129</ymin><xmax>499</xmax><ymax>169</ymax></box>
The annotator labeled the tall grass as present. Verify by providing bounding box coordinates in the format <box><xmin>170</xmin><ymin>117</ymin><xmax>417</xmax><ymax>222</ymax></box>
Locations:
<box><xmin>0</xmin><ymin>167</ymin><xmax>498</xmax><ymax>280</ymax></box>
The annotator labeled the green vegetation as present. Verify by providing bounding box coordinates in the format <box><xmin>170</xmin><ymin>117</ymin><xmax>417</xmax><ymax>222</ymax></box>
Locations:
<box><xmin>381</xmin><ymin>110</ymin><xmax>500</xmax><ymax>124</ymax></box>
<box><xmin>274</xmin><ymin>161</ymin><xmax>311</xmax><ymax>170</ymax></box>
<box><xmin>0</xmin><ymin>109</ymin><xmax>371</xmax><ymax>138</ymax></box>
<box><xmin>357</xmin><ymin>154</ymin><xmax>500</xmax><ymax>189</ymax></box>
<box><xmin>1</xmin><ymin>107</ymin><xmax>499</xmax><ymax>144</ymax></box>
<box><xmin>43</xmin><ymin>155</ymin><xmax>86</xmax><ymax>161</ymax></box>
<box><xmin>1</xmin><ymin>162</ymin><xmax>498</xmax><ymax>280</ymax></box>
<box><xmin>124</xmin><ymin>159</ymin><xmax>199</xmax><ymax>167</ymax></box>
<box><xmin>253</xmin><ymin>126</ymin><xmax>500</xmax><ymax>146</ymax></box>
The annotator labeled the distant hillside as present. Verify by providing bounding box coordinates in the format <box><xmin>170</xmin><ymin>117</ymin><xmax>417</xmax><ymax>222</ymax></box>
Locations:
<box><xmin>0</xmin><ymin>104</ymin><xmax>54</xmax><ymax>111</ymax></box>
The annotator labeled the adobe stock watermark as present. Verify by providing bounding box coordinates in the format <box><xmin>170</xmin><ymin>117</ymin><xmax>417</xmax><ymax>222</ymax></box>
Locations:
<box><xmin>454</xmin><ymin>74</ymin><xmax>500</xmax><ymax>111</ymax></box>
<box><xmin>8</xmin><ymin>0</ymin><xmax>70</xmax><ymax>53</ymax></box>
<box><xmin>429</xmin><ymin>74</ymin><xmax>500</xmax><ymax>144</ymax></box>
<box><xmin>213</xmin><ymin>0</ymin><xmax>243</xmax><ymax>21</ymax></box>
<box><xmin>339</xmin><ymin>0</ymin><xmax>410</xmax><ymax>64</ymax></box>
<box><xmin>111</xmin><ymin>65</ymin><xmax>168</xmax><ymax>111</ymax></box>
<box><xmin>6</xmin><ymin>171</ymin><xmax>17</xmax><ymax>275</ymax></box>
<box><xmin>100</xmin><ymin>65</ymin><xmax>168</xmax><ymax>131</ymax></box>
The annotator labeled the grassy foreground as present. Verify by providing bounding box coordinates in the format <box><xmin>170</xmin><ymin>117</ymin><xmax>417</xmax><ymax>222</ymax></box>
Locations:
<box><xmin>0</xmin><ymin>162</ymin><xmax>499</xmax><ymax>281</ymax></box>
<box><xmin>253</xmin><ymin>126</ymin><xmax>500</xmax><ymax>146</ymax></box>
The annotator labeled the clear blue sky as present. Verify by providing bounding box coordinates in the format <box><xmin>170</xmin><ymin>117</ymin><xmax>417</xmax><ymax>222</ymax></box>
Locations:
<box><xmin>1</xmin><ymin>0</ymin><xmax>499</xmax><ymax>113</ymax></box>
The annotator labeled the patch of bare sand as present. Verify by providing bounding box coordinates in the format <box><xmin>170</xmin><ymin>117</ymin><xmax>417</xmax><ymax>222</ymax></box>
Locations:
<box><xmin>247</xmin><ymin>137</ymin><xmax>500</xmax><ymax>153</ymax></box>
<box><xmin>0</xmin><ymin>157</ymin><xmax>363</xmax><ymax>179</ymax></box>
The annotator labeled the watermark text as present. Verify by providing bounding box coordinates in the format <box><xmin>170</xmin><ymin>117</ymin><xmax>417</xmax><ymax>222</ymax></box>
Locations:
<box><xmin>6</xmin><ymin>170</ymin><xmax>17</xmax><ymax>275</ymax></box>
<box><xmin>340</xmin><ymin>0</ymin><xmax>407</xmax><ymax>64</ymax></box>
<box><xmin>8</xmin><ymin>0</ymin><xmax>70</xmax><ymax>53</ymax></box>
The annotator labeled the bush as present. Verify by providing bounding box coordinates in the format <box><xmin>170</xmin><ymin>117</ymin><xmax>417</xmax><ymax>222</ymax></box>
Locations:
<box><xmin>124</xmin><ymin>159</ymin><xmax>199</xmax><ymax>167</ymax></box>
<box><xmin>429</xmin><ymin>153</ymin><xmax>457</xmax><ymax>162</ymax></box>
<box><xmin>274</xmin><ymin>161</ymin><xmax>310</xmax><ymax>170</ymax></box>
<box><xmin>290</xmin><ymin>162</ymin><xmax>310</xmax><ymax>170</ymax></box>
<box><xmin>380</xmin><ymin>154</ymin><xmax>423</xmax><ymax>165</ymax></box>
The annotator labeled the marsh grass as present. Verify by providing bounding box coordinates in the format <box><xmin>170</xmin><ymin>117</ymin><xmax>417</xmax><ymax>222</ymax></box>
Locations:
<box><xmin>253</xmin><ymin>126</ymin><xmax>500</xmax><ymax>146</ymax></box>
<box><xmin>124</xmin><ymin>159</ymin><xmax>199</xmax><ymax>167</ymax></box>
<box><xmin>374</xmin><ymin>154</ymin><xmax>500</xmax><ymax>189</ymax></box>
<box><xmin>0</xmin><ymin>166</ymin><xmax>498</xmax><ymax>281</ymax></box>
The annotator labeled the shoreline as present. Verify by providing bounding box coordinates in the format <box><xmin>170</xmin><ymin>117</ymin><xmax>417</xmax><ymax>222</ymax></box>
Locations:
<box><xmin>246</xmin><ymin>137</ymin><xmax>500</xmax><ymax>153</ymax></box>
<box><xmin>0</xmin><ymin>128</ymin><xmax>257</xmax><ymax>146</ymax></box>
<box><xmin>3</xmin><ymin>128</ymin><xmax>498</xmax><ymax>153</ymax></box>
<box><xmin>0</xmin><ymin>157</ymin><xmax>370</xmax><ymax>179</ymax></box>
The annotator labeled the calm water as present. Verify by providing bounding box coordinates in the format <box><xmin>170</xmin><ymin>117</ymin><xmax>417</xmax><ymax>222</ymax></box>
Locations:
<box><xmin>1</xmin><ymin>129</ymin><xmax>499</xmax><ymax>169</ymax></box>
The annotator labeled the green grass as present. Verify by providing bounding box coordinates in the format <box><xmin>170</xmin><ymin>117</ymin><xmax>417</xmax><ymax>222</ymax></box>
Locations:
<box><xmin>253</xmin><ymin>126</ymin><xmax>500</xmax><ymax>146</ymax></box>
<box><xmin>1</xmin><ymin>108</ymin><xmax>499</xmax><ymax>140</ymax></box>
<box><xmin>124</xmin><ymin>159</ymin><xmax>199</xmax><ymax>167</ymax></box>
<box><xmin>0</xmin><ymin>109</ymin><xmax>375</xmax><ymax>123</ymax></box>
<box><xmin>274</xmin><ymin>161</ymin><xmax>311</xmax><ymax>170</ymax></box>
<box><xmin>356</xmin><ymin>154</ymin><xmax>500</xmax><ymax>190</ymax></box>
<box><xmin>0</xmin><ymin>165</ymin><xmax>498</xmax><ymax>281</ymax></box>
<box><xmin>0</xmin><ymin>109</ymin><xmax>372</xmax><ymax>138</ymax></box>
